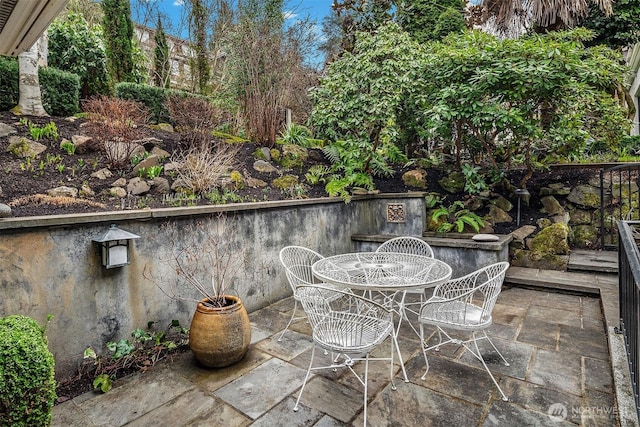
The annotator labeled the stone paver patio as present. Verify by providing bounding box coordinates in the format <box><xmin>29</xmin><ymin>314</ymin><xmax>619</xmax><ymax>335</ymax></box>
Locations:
<box><xmin>52</xmin><ymin>283</ymin><xmax>620</xmax><ymax>426</ymax></box>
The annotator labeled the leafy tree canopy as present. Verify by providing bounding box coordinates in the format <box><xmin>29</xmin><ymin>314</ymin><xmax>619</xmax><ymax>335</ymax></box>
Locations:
<box><xmin>311</xmin><ymin>23</ymin><xmax>630</xmax><ymax>195</ymax></box>
<box><xmin>579</xmin><ymin>0</ymin><xmax>640</xmax><ymax>49</ymax></box>
<box><xmin>48</xmin><ymin>11</ymin><xmax>110</xmax><ymax>98</ymax></box>
<box><xmin>416</xmin><ymin>28</ymin><xmax>630</xmax><ymax>188</ymax></box>
<box><xmin>397</xmin><ymin>0</ymin><xmax>465</xmax><ymax>43</ymax></box>
<box><xmin>310</xmin><ymin>23</ymin><xmax>422</xmax><ymax>200</ymax></box>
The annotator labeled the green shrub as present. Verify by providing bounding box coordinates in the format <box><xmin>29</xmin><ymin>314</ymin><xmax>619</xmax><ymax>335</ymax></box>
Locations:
<box><xmin>39</xmin><ymin>67</ymin><xmax>80</xmax><ymax>116</ymax></box>
<box><xmin>0</xmin><ymin>60</ymin><xmax>79</xmax><ymax>115</ymax></box>
<box><xmin>0</xmin><ymin>315</ymin><xmax>56</xmax><ymax>427</ymax></box>
<box><xmin>0</xmin><ymin>55</ymin><xmax>19</xmax><ymax>111</ymax></box>
<box><xmin>115</xmin><ymin>82</ymin><xmax>169</xmax><ymax>124</ymax></box>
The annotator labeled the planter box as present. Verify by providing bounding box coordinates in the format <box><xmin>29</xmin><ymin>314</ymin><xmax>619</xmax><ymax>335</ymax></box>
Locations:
<box><xmin>351</xmin><ymin>233</ymin><xmax>512</xmax><ymax>279</ymax></box>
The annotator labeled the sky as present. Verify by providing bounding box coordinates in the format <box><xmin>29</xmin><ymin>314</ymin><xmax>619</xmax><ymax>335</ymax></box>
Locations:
<box><xmin>134</xmin><ymin>1</ymin><xmax>334</xmax><ymax>36</ymax></box>
<box><xmin>132</xmin><ymin>0</ymin><xmax>334</xmax><ymax>65</ymax></box>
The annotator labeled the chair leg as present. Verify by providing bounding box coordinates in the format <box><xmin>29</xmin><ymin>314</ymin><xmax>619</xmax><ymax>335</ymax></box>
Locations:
<box><xmin>278</xmin><ymin>299</ymin><xmax>298</xmax><ymax>341</ymax></box>
<box><xmin>419</xmin><ymin>323</ymin><xmax>430</xmax><ymax>381</ymax></box>
<box><xmin>363</xmin><ymin>355</ymin><xmax>369</xmax><ymax>426</ymax></box>
<box><xmin>389</xmin><ymin>332</ymin><xmax>396</xmax><ymax>391</ymax></box>
<box><xmin>471</xmin><ymin>332</ymin><xmax>508</xmax><ymax>402</ymax></box>
<box><xmin>293</xmin><ymin>345</ymin><xmax>316</xmax><ymax>412</ymax></box>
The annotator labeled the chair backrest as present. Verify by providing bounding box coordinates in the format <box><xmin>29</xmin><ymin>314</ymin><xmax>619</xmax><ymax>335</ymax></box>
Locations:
<box><xmin>474</xmin><ymin>262</ymin><xmax>509</xmax><ymax>318</ymax></box>
<box><xmin>296</xmin><ymin>285</ymin><xmax>393</xmax><ymax>352</ymax></box>
<box><xmin>279</xmin><ymin>246</ymin><xmax>324</xmax><ymax>293</ymax></box>
<box><xmin>376</xmin><ymin>236</ymin><xmax>434</xmax><ymax>258</ymax></box>
<box><xmin>460</xmin><ymin>262</ymin><xmax>509</xmax><ymax>324</ymax></box>
<box><xmin>422</xmin><ymin>262</ymin><xmax>509</xmax><ymax>328</ymax></box>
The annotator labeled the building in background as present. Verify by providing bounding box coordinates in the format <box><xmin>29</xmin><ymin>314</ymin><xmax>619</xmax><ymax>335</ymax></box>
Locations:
<box><xmin>134</xmin><ymin>23</ymin><xmax>194</xmax><ymax>91</ymax></box>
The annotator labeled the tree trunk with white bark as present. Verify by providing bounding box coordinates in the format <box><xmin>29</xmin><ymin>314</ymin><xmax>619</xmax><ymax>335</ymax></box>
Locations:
<box><xmin>17</xmin><ymin>36</ymin><xmax>47</xmax><ymax>116</ymax></box>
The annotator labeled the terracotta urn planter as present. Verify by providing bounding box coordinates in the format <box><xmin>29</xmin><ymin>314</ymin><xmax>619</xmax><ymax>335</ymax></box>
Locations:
<box><xmin>189</xmin><ymin>295</ymin><xmax>251</xmax><ymax>368</ymax></box>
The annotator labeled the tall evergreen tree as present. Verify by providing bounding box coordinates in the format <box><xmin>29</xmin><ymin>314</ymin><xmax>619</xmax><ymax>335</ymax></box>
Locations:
<box><xmin>154</xmin><ymin>14</ymin><xmax>170</xmax><ymax>88</ymax></box>
<box><xmin>102</xmin><ymin>0</ymin><xmax>135</xmax><ymax>84</ymax></box>
<box><xmin>188</xmin><ymin>0</ymin><xmax>211</xmax><ymax>94</ymax></box>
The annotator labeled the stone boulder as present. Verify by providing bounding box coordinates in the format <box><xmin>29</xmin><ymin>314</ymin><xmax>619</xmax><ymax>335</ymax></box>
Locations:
<box><xmin>272</xmin><ymin>174</ymin><xmax>299</xmax><ymax>190</ymax></box>
<box><xmin>253</xmin><ymin>160</ymin><xmax>278</xmax><ymax>174</ymax></box>
<box><xmin>0</xmin><ymin>203</ymin><xmax>11</xmax><ymax>218</ymax></box>
<box><xmin>510</xmin><ymin>225</ymin><xmax>537</xmax><ymax>250</ymax></box>
<box><xmin>150</xmin><ymin>123</ymin><xmax>174</xmax><ymax>132</ymax></box>
<box><xmin>569</xmin><ymin>208</ymin><xmax>592</xmax><ymax>225</ymax></box>
<box><xmin>109</xmin><ymin>187</ymin><xmax>127</xmax><ymax>198</ymax></box>
<box><xmin>79</xmin><ymin>184</ymin><xmax>95</xmax><ymax>197</ymax></box>
<box><xmin>510</xmin><ymin>249</ymin><xmax>569</xmax><ymax>271</ymax></box>
<box><xmin>279</xmin><ymin>144</ymin><xmax>308</xmax><ymax>169</ymax></box>
<box><xmin>570</xmin><ymin>225</ymin><xmax>599</xmax><ymax>249</ymax></box>
<box><xmin>71</xmin><ymin>135</ymin><xmax>93</xmax><ymax>153</ymax></box>
<box><xmin>438</xmin><ymin>172</ymin><xmax>465</xmax><ymax>194</ymax></box>
<box><xmin>133</xmin><ymin>154</ymin><xmax>161</xmax><ymax>177</ymax></box>
<box><xmin>150</xmin><ymin>146</ymin><xmax>171</xmax><ymax>160</ymax></box>
<box><xmin>487</xmin><ymin>205</ymin><xmax>512</xmax><ymax>224</ymax></box>
<box><xmin>111</xmin><ymin>177</ymin><xmax>127</xmax><ymax>187</ymax></box>
<box><xmin>91</xmin><ymin>168</ymin><xmax>113</xmax><ymax>180</ymax></box>
<box><xmin>567</xmin><ymin>185</ymin><xmax>602</xmax><ymax>209</ymax></box>
<box><xmin>0</xmin><ymin>123</ymin><xmax>17</xmax><ymax>138</ymax></box>
<box><xmin>245</xmin><ymin>174</ymin><xmax>267</xmax><ymax>188</ymax></box>
<box><xmin>7</xmin><ymin>136</ymin><xmax>47</xmax><ymax>158</ymax></box>
<box><xmin>540</xmin><ymin>195</ymin><xmax>565</xmax><ymax>215</ymax></box>
<box><xmin>490</xmin><ymin>195</ymin><xmax>513</xmax><ymax>212</ymax></box>
<box><xmin>402</xmin><ymin>169</ymin><xmax>427</xmax><ymax>189</ymax></box>
<box><xmin>47</xmin><ymin>186</ymin><xmax>78</xmax><ymax>198</ymax></box>
<box><xmin>539</xmin><ymin>182</ymin><xmax>571</xmax><ymax>197</ymax></box>
<box><xmin>529</xmin><ymin>222</ymin><xmax>569</xmax><ymax>255</ymax></box>
<box><xmin>127</xmin><ymin>177</ymin><xmax>151</xmax><ymax>196</ymax></box>
<box><xmin>150</xmin><ymin>177</ymin><xmax>171</xmax><ymax>194</ymax></box>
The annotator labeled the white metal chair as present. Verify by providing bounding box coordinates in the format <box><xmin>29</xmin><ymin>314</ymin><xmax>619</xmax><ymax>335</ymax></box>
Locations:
<box><xmin>418</xmin><ymin>261</ymin><xmax>510</xmax><ymax>401</ymax></box>
<box><xmin>376</xmin><ymin>236</ymin><xmax>435</xmax><ymax>335</ymax></box>
<box><xmin>278</xmin><ymin>246</ymin><xmax>333</xmax><ymax>341</ymax></box>
<box><xmin>292</xmin><ymin>284</ymin><xmax>396</xmax><ymax>426</ymax></box>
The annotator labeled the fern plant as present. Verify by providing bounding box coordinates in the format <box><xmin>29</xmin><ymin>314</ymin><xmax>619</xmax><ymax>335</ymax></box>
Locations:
<box><xmin>305</xmin><ymin>165</ymin><xmax>330</xmax><ymax>185</ymax></box>
<box><xmin>321</xmin><ymin>135</ymin><xmax>405</xmax><ymax>202</ymax></box>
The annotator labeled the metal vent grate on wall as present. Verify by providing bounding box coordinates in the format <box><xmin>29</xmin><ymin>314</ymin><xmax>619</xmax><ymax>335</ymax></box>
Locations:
<box><xmin>0</xmin><ymin>0</ymin><xmax>18</xmax><ymax>33</ymax></box>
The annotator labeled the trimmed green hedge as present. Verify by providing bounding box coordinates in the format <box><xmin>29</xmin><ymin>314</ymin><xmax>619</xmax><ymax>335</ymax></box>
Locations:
<box><xmin>115</xmin><ymin>82</ymin><xmax>212</xmax><ymax>124</ymax></box>
<box><xmin>0</xmin><ymin>55</ymin><xmax>19</xmax><ymax>111</ymax></box>
<box><xmin>40</xmin><ymin>67</ymin><xmax>81</xmax><ymax>116</ymax></box>
<box><xmin>0</xmin><ymin>56</ymin><xmax>80</xmax><ymax>116</ymax></box>
<box><xmin>115</xmin><ymin>82</ymin><xmax>171</xmax><ymax>124</ymax></box>
<box><xmin>0</xmin><ymin>315</ymin><xmax>56</xmax><ymax>427</ymax></box>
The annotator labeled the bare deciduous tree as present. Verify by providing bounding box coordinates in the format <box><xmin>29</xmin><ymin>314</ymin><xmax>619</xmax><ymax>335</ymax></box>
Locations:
<box><xmin>143</xmin><ymin>214</ymin><xmax>246</xmax><ymax>308</ymax></box>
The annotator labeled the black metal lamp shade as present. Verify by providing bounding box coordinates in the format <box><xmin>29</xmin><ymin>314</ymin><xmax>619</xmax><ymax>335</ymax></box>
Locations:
<box><xmin>92</xmin><ymin>224</ymin><xmax>140</xmax><ymax>268</ymax></box>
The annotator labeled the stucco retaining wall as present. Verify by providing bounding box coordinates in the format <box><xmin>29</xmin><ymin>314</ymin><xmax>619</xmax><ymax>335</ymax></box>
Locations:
<box><xmin>0</xmin><ymin>194</ymin><xmax>425</xmax><ymax>377</ymax></box>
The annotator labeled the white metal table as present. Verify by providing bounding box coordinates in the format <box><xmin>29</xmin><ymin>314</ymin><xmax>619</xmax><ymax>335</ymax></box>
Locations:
<box><xmin>312</xmin><ymin>252</ymin><xmax>452</xmax><ymax>381</ymax></box>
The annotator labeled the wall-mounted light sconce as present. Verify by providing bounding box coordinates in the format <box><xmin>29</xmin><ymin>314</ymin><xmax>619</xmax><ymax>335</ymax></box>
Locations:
<box><xmin>514</xmin><ymin>189</ymin><xmax>530</xmax><ymax>227</ymax></box>
<box><xmin>92</xmin><ymin>224</ymin><xmax>140</xmax><ymax>269</ymax></box>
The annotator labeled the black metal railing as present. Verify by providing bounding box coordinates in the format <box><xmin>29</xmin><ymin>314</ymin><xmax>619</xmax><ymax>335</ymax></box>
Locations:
<box><xmin>600</xmin><ymin>164</ymin><xmax>640</xmax><ymax>250</ymax></box>
<box><xmin>617</xmin><ymin>220</ymin><xmax>640</xmax><ymax>420</ymax></box>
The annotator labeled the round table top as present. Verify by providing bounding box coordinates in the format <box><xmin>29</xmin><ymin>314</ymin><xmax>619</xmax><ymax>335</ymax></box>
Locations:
<box><xmin>312</xmin><ymin>252</ymin><xmax>452</xmax><ymax>292</ymax></box>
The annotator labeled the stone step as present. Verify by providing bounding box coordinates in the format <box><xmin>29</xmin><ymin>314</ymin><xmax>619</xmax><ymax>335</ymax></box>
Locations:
<box><xmin>567</xmin><ymin>249</ymin><xmax>618</xmax><ymax>274</ymax></box>
<box><xmin>504</xmin><ymin>266</ymin><xmax>605</xmax><ymax>295</ymax></box>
